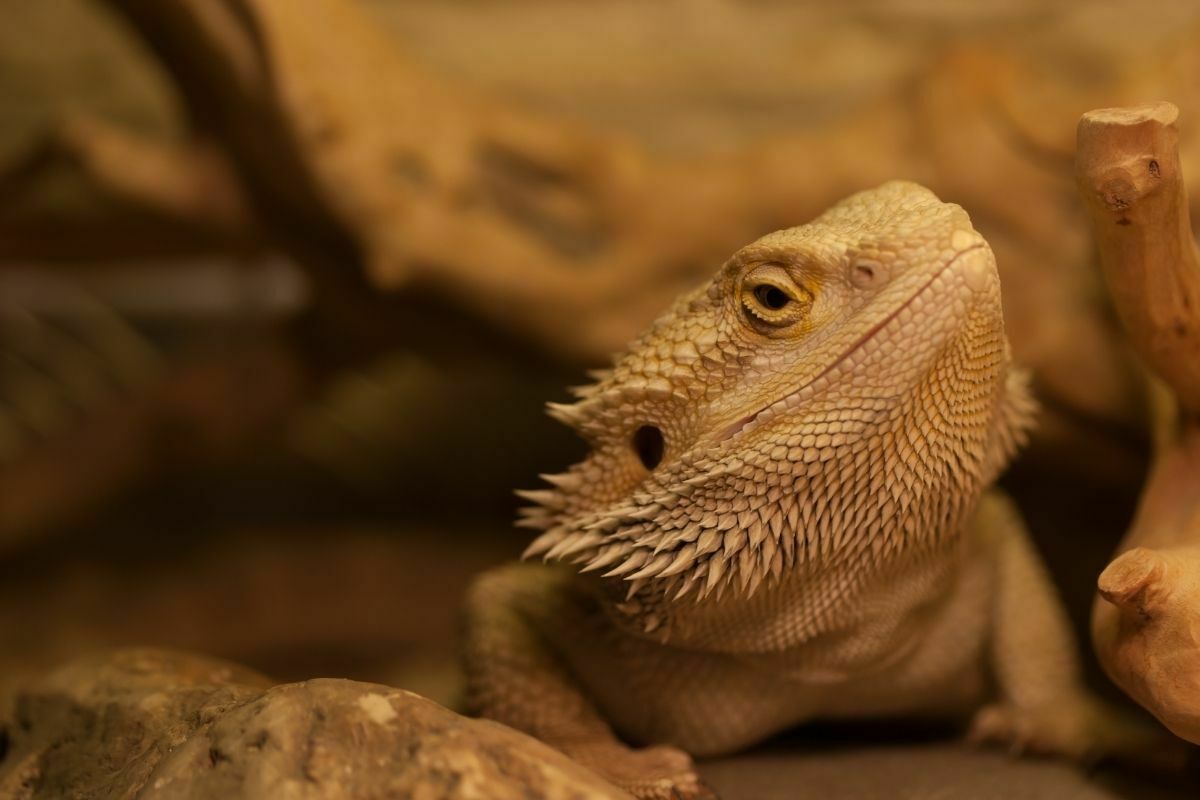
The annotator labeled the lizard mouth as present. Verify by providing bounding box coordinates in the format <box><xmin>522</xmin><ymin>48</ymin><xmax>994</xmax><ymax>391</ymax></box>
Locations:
<box><xmin>718</xmin><ymin>243</ymin><xmax>987</xmax><ymax>441</ymax></box>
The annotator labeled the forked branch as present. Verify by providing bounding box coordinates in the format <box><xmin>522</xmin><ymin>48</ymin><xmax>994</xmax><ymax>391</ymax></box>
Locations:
<box><xmin>1078</xmin><ymin>102</ymin><xmax>1200</xmax><ymax>745</ymax></box>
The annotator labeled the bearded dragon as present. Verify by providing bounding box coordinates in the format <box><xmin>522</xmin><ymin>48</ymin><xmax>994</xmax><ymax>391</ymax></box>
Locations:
<box><xmin>462</xmin><ymin>182</ymin><xmax>1162</xmax><ymax>798</ymax></box>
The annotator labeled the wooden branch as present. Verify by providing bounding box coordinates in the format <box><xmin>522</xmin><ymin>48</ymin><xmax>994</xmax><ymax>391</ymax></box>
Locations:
<box><xmin>1078</xmin><ymin>102</ymin><xmax>1200</xmax><ymax>745</ymax></box>
<box><xmin>40</xmin><ymin>117</ymin><xmax>250</xmax><ymax>231</ymax></box>
<box><xmin>1077</xmin><ymin>103</ymin><xmax>1200</xmax><ymax>415</ymax></box>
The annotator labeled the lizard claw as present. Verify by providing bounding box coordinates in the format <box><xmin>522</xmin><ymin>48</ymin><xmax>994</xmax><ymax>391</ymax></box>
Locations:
<box><xmin>563</xmin><ymin>741</ymin><xmax>709</xmax><ymax>800</ymax></box>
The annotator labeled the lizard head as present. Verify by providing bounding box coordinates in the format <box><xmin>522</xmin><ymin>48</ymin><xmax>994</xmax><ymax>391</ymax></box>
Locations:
<box><xmin>520</xmin><ymin>181</ymin><xmax>1034</xmax><ymax>612</ymax></box>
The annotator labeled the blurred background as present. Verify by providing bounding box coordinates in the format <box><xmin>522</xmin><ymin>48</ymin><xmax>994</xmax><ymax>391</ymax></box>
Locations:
<box><xmin>3</xmin><ymin>0</ymin><xmax>1200</xmax><ymax>715</ymax></box>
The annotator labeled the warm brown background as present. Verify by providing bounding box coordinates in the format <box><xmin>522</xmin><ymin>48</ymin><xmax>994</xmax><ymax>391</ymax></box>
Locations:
<box><xmin>4</xmin><ymin>2</ymin><xmax>1200</xmax><ymax>796</ymax></box>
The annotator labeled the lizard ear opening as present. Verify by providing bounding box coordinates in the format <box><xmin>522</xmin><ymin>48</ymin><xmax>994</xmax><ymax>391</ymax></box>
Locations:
<box><xmin>633</xmin><ymin>425</ymin><xmax>665</xmax><ymax>471</ymax></box>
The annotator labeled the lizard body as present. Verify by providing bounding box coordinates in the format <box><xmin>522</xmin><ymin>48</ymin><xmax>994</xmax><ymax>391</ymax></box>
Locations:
<box><xmin>463</xmin><ymin>182</ymin><xmax>1159</xmax><ymax>798</ymax></box>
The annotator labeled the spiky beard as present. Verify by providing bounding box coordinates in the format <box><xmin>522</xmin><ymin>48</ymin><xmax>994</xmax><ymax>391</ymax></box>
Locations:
<box><xmin>519</xmin><ymin>361</ymin><xmax>1035</xmax><ymax>637</ymax></box>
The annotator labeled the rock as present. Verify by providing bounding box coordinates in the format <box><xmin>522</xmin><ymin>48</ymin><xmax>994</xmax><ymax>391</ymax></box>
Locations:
<box><xmin>0</xmin><ymin>648</ymin><xmax>629</xmax><ymax>799</ymax></box>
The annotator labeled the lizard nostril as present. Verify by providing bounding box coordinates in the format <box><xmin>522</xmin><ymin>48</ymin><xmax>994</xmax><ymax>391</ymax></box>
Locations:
<box><xmin>851</xmin><ymin>260</ymin><xmax>887</xmax><ymax>289</ymax></box>
<box><xmin>632</xmin><ymin>425</ymin><xmax>664</xmax><ymax>471</ymax></box>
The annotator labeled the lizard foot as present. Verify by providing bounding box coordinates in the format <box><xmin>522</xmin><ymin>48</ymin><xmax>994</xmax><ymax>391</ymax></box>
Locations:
<box><xmin>563</xmin><ymin>741</ymin><xmax>714</xmax><ymax>800</ymax></box>
<box><xmin>968</xmin><ymin>695</ymin><xmax>1189</xmax><ymax>772</ymax></box>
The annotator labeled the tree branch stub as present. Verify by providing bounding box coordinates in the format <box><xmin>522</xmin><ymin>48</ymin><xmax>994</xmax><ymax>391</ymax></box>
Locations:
<box><xmin>1076</xmin><ymin>101</ymin><xmax>1200</xmax><ymax>415</ymax></box>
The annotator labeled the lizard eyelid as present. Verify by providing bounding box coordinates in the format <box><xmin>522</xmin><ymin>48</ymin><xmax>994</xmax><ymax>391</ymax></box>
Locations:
<box><xmin>740</xmin><ymin>265</ymin><xmax>810</xmax><ymax>328</ymax></box>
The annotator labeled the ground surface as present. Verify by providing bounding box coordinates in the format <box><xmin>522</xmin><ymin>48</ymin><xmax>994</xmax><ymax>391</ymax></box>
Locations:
<box><xmin>702</xmin><ymin>739</ymin><xmax>1192</xmax><ymax>800</ymax></box>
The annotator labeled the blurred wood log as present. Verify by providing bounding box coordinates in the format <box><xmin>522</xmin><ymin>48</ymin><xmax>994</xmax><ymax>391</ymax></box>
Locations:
<box><xmin>89</xmin><ymin>0</ymin><xmax>1136</xmax><ymax>392</ymax></box>
<box><xmin>0</xmin><ymin>115</ymin><xmax>258</xmax><ymax>258</ymax></box>
<box><xmin>0</xmin><ymin>0</ymin><xmax>1162</xmax><ymax>538</ymax></box>
<box><xmin>1078</xmin><ymin>102</ymin><xmax>1200</xmax><ymax>746</ymax></box>
<box><xmin>45</xmin><ymin>117</ymin><xmax>249</xmax><ymax>232</ymax></box>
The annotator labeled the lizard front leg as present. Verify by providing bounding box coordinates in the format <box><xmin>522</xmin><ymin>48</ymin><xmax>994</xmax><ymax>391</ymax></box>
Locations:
<box><xmin>461</xmin><ymin>563</ymin><xmax>709</xmax><ymax>800</ymax></box>
<box><xmin>967</xmin><ymin>491</ymin><xmax>1184</xmax><ymax>769</ymax></box>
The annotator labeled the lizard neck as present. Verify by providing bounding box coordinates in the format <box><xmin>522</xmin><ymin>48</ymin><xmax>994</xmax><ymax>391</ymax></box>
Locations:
<box><xmin>600</xmin><ymin>361</ymin><xmax>998</xmax><ymax>655</ymax></box>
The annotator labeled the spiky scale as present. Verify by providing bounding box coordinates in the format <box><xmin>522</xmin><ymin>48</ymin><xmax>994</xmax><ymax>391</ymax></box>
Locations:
<box><xmin>628</xmin><ymin>552</ymin><xmax>674</xmax><ymax>580</ymax></box>
<box><xmin>628</xmin><ymin>504</ymin><xmax>663</xmax><ymax>521</ymax></box>
<box><xmin>704</xmin><ymin>558</ymin><xmax>725</xmax><ymax>596</ymax></box>
<box><xmin>696</xmin><ymin>529</ymin><xmax>721</xmax><ymax>556</ymax></box>
<box><xmin>581</xmin><ymin>546</ymin><xmax>627</xmax><ymax>573</ymax></box>
<box><xmin>603</xmin><ymin>550</ymin><xmax>650</xmax><ymax>578</ymax></box>
<box><xmin>515</xmin><ymin>489</ymin><xmax>564</xmax><ymax>509</ymax></box>
<box><xmin>522</xmin><ymin>528</ymin><xmax>566</xmax><ymax>560</ymax></box>
<box><xmin>540</xmin><ymin>472</ymin><xmax>581</xmax><ymax>491</ymax></box>
<box><xmin>659</xmin><ymin>544</ymin><xmax>698</xmax><ymax>577</ymax></box>
<box><xmin>557</xmin><ymin>532</ymin><xmax>605</xmax><ymax>559</ymax></box>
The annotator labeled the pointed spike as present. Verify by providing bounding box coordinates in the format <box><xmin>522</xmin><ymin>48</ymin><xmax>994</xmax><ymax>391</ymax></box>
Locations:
<box><xmin>539</xmin><ymin>472</ymin><xmax>581</xmax><ymax>491</ymax></box>
<box><xmin>653</xmin><ymin>531</ymin><xmax>686</xmax><ymax>555</ymax></box>
<box><xmin>767</xmin><ymin>506</ymin><xmax>785</xmax><ymax>538</ymax></box>
<box><xmin>584</xmin><ymin>517</ymin><xmax>621</xmax><ymax>534</ymax></box>
<box><xmin>696</xmin><ymin>529</ymin><xmax>720</xmax><ymax>555</ymax></box>
<box><xmin>625</xmin><ymin>579</ymin><xmax>646</xmax><ymax>601</ymax></box>
<box><xmin>628</xmin><ymin>552</ymin><xmax>673</xmax><ymax>580</ymax></box>
<box><xmin>705</xmin><ymin>557</ymin><xmax>725</xmax><ymax>593</ymax></box>
<box><xmin>544</xmin><ymin>536</ymin><xmax>577</xmax><ymax>561</ymax></box>
<box><xmin>522</xmin><ymin>528</ymin><xmax>566</xmax><ymax>560</ymax></box>
<box><xmin>746</xmin><ymin>567</ymin><xmax>764</xmax><ymax>599</ymax></box>
<box><xmin>723</xmin><ymin>529</ymin><xmax>746</xmax><ymax>557</ymax></box>
<box><xmin>769</xmin><ymin>547</ymin><xmax>784</xmax><ymax>581</ymax></box>
<box><xmin>607</xmin><ymin>504</ymin><xmax>640</xmax><ymax>520</ymax></box>
<box><xmin>738</xmin><ymin>549</ymin><xmax>755</xmax><ymax>592</ymax></box>
<box><xmin>546</xmin><ymin>401</ymin><xmax>584</xmax><ymax>426</ymax></box>
<box><xmin>547</xmin><ymin>531</ymin><xmax>604</xmax><ymax>561</ymax></box>
<box><xmin>628</xmin><ymin>504</ymin><xmax>663</xmax><ymax>521</ymax></box>
<box><xmin>515</xmin><ymin>489</ymin><xmax>563</xmax><ymax>509</ymax></box>
<box><xmin>761</xmin><ymin>534</ymin><xmax>777</xmax><ymax>565</ymax></box>
<box><xmin>603</xmin><ymin>550</ymin><xmax>649</xmax><ymax>578</ymax></box>
<box><xmin>748</xmin><ymin>518</ymin><xmax>767</xmax><ymax>548</ymax></box>
<box><xmin>714</xmin><ymin>577</ymin><xmax>729</xmax><ymax>602</ymax></box>
<box><xmin>659</xmin><ymin>544</ymin><xmax>698</xmax><ymax>577</ymax></box>
<box><xmin>673</xmin><ymin>574</ymin><xmax>698</xmax><ymax>601</ymax></box>
<box><xmin>581</xmin><ymin>546</ymin><xmax>627</xmax><ymax>573</ymax></box>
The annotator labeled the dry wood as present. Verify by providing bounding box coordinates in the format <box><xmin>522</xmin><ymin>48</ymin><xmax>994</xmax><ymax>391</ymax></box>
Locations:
<box><xmin>5</xmin><ymin>116</ymin><xmax>252</xmax><ymax>233</ymax></box>
<box><xmin>0</xmin><ymin>0</ymin><xmax>1163</xmax><ymax>539</ymax></box>
<box><xmin>1078</xmin><ymin>102</ymin><xmax>1200</xmax><ymax>745</ymax></box>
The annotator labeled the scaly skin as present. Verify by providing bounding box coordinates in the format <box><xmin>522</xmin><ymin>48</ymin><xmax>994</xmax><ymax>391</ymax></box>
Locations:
<box><xmin>462</xmin><ymin>182</ymin><xmax>1165</xmax><ymax>798</ymax></box>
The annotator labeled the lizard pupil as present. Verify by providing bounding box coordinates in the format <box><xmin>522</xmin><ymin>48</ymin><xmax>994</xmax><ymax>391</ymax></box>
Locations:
<box><xmin>632</xmin><ymin>425</ymin><xmax>664</xmax><ymax>470</ymax></box>
<box><xmin>754</xmin><ymin>285</ymin><xmax>790</xmax><ymax>310</ymax></box>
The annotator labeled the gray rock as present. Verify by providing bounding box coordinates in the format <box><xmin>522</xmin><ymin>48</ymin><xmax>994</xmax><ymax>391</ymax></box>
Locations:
<box><xmin>0</xmin><ymin>648</ymin><xmax>629</xmax><ymax>799</ymax></box>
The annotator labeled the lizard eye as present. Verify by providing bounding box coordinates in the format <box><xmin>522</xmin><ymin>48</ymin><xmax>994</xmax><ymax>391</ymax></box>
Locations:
<box><xmin>740</xmin><ymin>264</ymin><xmax>810</xmax><ymax>328</ymax></box>
<box><xmin>754</xmin><ymin>285</ymin><xmax>791</xmax><ymax>310</ymax></box>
